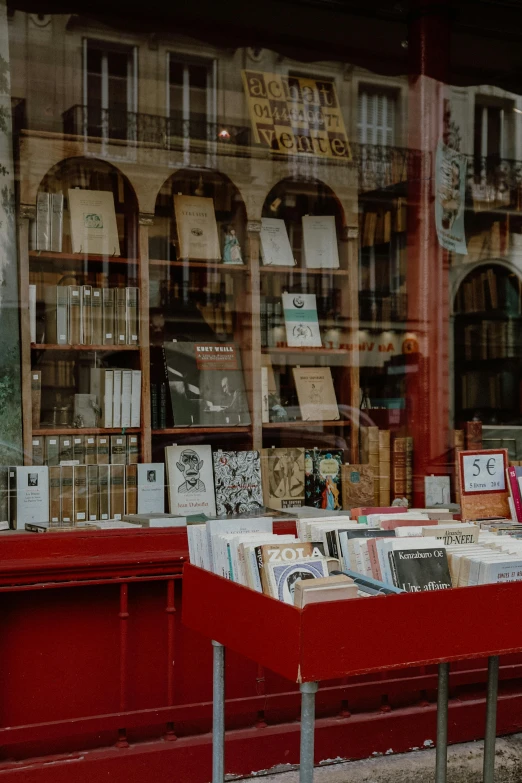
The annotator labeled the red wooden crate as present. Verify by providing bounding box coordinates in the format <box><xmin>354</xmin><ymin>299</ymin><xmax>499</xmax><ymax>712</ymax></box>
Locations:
<box><xmin>182</xmin><ymin>563</ymin><xmax>522</xmax><ymax>682</ymax></box>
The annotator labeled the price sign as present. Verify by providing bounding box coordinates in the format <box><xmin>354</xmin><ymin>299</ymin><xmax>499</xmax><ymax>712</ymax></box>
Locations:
<box><xmin>460</xmin><ymin>450</ymin><xmax>507</xmax><ymax>494</ymax></box>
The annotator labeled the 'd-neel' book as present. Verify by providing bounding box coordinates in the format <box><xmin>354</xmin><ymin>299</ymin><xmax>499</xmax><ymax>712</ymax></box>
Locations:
<box><xmin>163</xmin><ymin>342</ymin><xmax>251</xmax><ymax>427</ymax></box>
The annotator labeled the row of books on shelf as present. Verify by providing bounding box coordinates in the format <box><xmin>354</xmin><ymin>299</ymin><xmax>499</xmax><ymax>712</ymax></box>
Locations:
<box><xmin>459</xmin><ymin>371</ymin><xmax>516</xmax><ymax>411</ymax></box>
<box><xmin>31</xmin><ymin>433</ymin><xmax>139</xmax><ymax>466</ymax></box>
<box><xmin>456</xmin><ymin>267</ymin><xmax>519</xmax><ymax>314</ymax></box>
<box><xmin>188</xmin><ymin>510</ymin><xmax>522</xmax><ymax>605</ymax></box>
<box><xmin>31</xmin><ymin>285</ymin><xmax>139</xmax><ymax>346</ymax></box>
<box><xmin>1</xmin><ymin>463</ymin><xmax>167</xmax><ymax>529</ymax></box>
<box><xmin>462</xmin><ymin>320</ymin><xmax>521</xmax><ymax>361</ymax></box>
<box><xmin>31</xmin><ymin>369</ymin><xmax>142</xmax><ymax>429</ymax></box>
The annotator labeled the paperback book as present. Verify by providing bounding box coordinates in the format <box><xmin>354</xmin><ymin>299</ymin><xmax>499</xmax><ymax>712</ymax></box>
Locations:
<box><xmin>261</xmin><ymin>448</ymin><xmax>305</xmax><ymax>510</ymax></box>
<box><xmin>305</xmin><ymin>449</ymin><xmax>343</xmax><ymax>510</ymax></box>
<box><xmin>259</xmin><ymin>218</ymin><xmax>295</xmax><ymax>266</ymax></box>
<box><xmin>166</xmin><ymin>444</ymin><xmax>217</xmax><ymax>517</ymax></box>
<box><xmin>282</xmin><ymin>293</ymin><xmax>322</xmax><ymax>347</ymax></box>
<box><xmin>68</xmin><ymin>189</ymin><xmax>120</xmax><ymax>256</ymax></box>
<box><xmin>293</xmin><ymin>367</ymin><xmax>339</xmax><ymax>421</ymax></box>
<box><xmin>174</xmin><ymin>195</ymin><xmax>221</xmax><ymax>261</ymax></box>
<box><xmin>213</xmin><ymin>450</ymin><xmax>263</xmax><ymax>516</ymax></box>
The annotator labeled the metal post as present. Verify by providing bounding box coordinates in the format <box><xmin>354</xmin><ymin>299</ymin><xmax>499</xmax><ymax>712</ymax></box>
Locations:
<box><xmin>299</xmin><ymin>681</ymin><xmax>318</xmax><ymax>783</ymax></box>
<box><xmin>212</xmin><ymin>640</ymin><xmax>225</xmax><ymax>783</ymax></box>
<box><xmin>483</xmin><ymin>655</ymin><xmax>499</xmax><ymax>783</ymax></box>
<box><xmin>435</xmin><ymin>662</ymin><xmax>450</xmax><ymax>783</ymax></box>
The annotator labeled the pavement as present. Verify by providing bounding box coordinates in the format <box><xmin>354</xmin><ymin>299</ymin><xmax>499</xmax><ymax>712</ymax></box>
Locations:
<box><xmin>235</xmin><ymin>734</ymin><xmax>522</xmax><ymax>782</ymax></box>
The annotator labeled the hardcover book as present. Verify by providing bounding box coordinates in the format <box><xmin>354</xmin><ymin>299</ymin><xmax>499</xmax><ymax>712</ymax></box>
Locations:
<box><xmin>293</xmin><ymin>367</ymin><xmax>339</xmax><ymax>421</ymax></box>
<box><xmin>8</xmin><ymin>466</ymin><xmax>49</xmax><ymax>530</ymax></box>
<box><xmin>125</xmin><ymin>464</ymin><xmax>138</xmax><ymax>515</ymax></box>
<box><xmin>163</xmin><ymin>342</ymin><xmax>251</xmax><ymax>427</ymax></box>
<box><xmin>305</xmin><ymin>449</ymin><xmax>343</xmax><ymax>510</ymax></box>
<box><xmin>31</xmin><ymin>371</ymin><xmax>41</xmax><ymax>429</ymax></box>
<box><xmin>341</xmin><ymin>464</ymin><xmax>375</xmax><ymax>509</ymax></box>
<box><xmin>282</xmin><ymin>293</ymin><xmax>321</xmax><ymax>347</ymax></box>
<box><xmin>213</xmin><ymin>450</ymin><xmax>263</xmax><ymax>516</ymax></box>
<box><xmin>68</xmin><ymin>189</ymin><xmax>121</xmax><ymax>256</ymax></box>
<box><xmin>302</xmin><ymin>215</ymin><xmax>339</xmax><ymax>269</ymax></box>
<box><xmin>389</xmin><ymin>547</ymin><xmax>452</xmax><ymax>592</ymax></box>
<box><xmin>266</xmin><ymin>558</ymin><xmax>329</xmax><ymax>603</ymax></box>
<box><xmin>173</xmin><ymin>195</ymin><xmax>221</xmax><ymax>261</ymax></box>
<box><xmin>165</xmin><ymin>444</ymin><xmax>217</xmax><ymax>517</ymax></box>
<box><xmin>136</xmin><ymin>463</ymin><xmax>165</xmax><ymax>513</ymax></box>
<box><xmin>261</xmin><ymin>447</ymin><xmax>305</xmax><ymax>510</ymax></box>
<box><xmin>259</xmin><ymin>218</ymin><xmax>295</xmax><ymax>266</ymax></box>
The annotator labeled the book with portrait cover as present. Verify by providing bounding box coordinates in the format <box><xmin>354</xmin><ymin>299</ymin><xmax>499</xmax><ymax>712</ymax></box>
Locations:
<box><xmin>163</xmin><ymin>341</ymin><xmax>251</xmax><ymax>427</ymax></box>
<box><xmin>174</xmin><ymin>195</ymin><xmax>221</xmax><ymax>261</ymax></box>
<box><xmin>261</xmin><ymin>447</ymin><xmax>305</xmax><ymax>510</ymax></box>
<box><xmin>137</xmin><ymin>463</ymin><xmax>165</xmax><ymax>514</ymax></box>
<box><xmin>166</xmin><ymin>444</ymin><xmax>217</xmax><ymax>517</ymax></box>
<box><xmin>8</xmin><ymin>466</ymin><xmax>49</xmax><ymax>530</ymax></box>
<box><xmin>388</xmin><ymin>547</ymin><xmax>452</xmax><ymax>592</ymax></box>
<box><xmin>213</xmin><ymin>450</ymin><xmax>263</xmax><ymax>516</ymax></box>
<box><xmin>305</xmin><ymin>449</ymin><xmax>343</xmax><ymax>510</ymax></box>
<box><xmin>68</xmin><ymin>189</ymin><xmax>120</xmax><ymax>256</ymax></box>
<box><xmin>293</xmin><ymin>366</ymin><xmax>339</xmax><ymax>421</ymax></box>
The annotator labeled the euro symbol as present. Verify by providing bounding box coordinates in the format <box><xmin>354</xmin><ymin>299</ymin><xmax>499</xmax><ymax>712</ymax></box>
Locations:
<box><xmin>486</xmin><ymin>458</ymin><xmax>496</xmax><ymax>475</ymax></box>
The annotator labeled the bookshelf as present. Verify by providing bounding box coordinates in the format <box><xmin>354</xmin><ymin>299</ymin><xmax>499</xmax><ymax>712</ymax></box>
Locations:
<box><xmin>18</xmin><ymin>144</ymin><xmax>361</xmax><ymax>478</ymax></box>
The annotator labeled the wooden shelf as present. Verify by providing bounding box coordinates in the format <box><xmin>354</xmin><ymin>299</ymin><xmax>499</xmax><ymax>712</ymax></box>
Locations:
<box><xmin>33</xmin><ymin>427</ymin><xmax>141</xmax><ymax>435</ymax></box>
<box><xmin>29</xmin><ymin>251</ymin><xmax>137</xmax><ymax>266</ymax></box>
<box><xmin>260</xmin><ymin>265</ymin><xmax>349</xmax><ymax>276</ymax></box>
<box><xmin>262</xmin><ymin>347</ymin><xmax>350</xmax><ymax>355</ymax></box>
<box><xmin>32</xmin><ymin>344</ymin><xmax>140</xmax><ymax>351</ymax></box>
<box><xmin>150</xmin><ymin>259</ymin><xmax>248</xmax><ymax>273</ymax></box>
<box><xmin>152</xmin><ymin>426</ymin><xmax>251</xmax><ymax>435</ymax></box>
<box><xmin>263</xmin><ymin>420</ymin><xmax>350</xmax><ymax>428</ymax></box>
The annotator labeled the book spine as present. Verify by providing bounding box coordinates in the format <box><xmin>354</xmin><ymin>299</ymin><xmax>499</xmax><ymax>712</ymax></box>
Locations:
<box><xmin>59</xmin><ymin>435</ymin><xmax>73</xmax><ymax>463</ymax></box>
<box><xmin>159</xmin><ymin>383</ymin><xmax>168</xmax><ymax>429</ymax></box>
<box><xmin>151</xmin><ymin>384</ymin><xmax>159</xmax><ymax>430</ymax></box>
<box><xmin>379</xmin><ymin>429</ymin><xmax>391</xmax><ymax>506</ymax></box>
<box><xmin>115</xmin><ymin>288</ymin><xmax>127</xmax><ymax>346</ymax></box>
<box><xmin>50</xmin><ymin>193</ymin><xmax>64</xmax><ymax>253</ymax></box>
<box><xmin>110</xmin><ymin>435</ymin><xmax>127</xmax><ymax>465</ymax></box>
<box><xmin>121</xmin><ymin>370</ymin><xmax>132</xmax><ymax>428</ymax></box>
<box><xmin>49</xmin><ymin>465</ymin><xmax>61</xmax><ymax>524</ymax></box>
<box><xmin>45</xmin><ymin>436</ymin><xmax>60</xmax><ymax>466</ymax></box>
<box><xmin>91</xmin><ymin>288</ymin><xmax>103</xmax><ymax>344</ymax></box>
<box><xmin>507</xmin><ymin>467</ymin><xmax>522</xmax><ymax>522</ymax></box>
<box><xmin>72</xmin><ymin>435</ymin><xmax>85</xmax><ymax>465</ymax></box>
<box><xmin>32</xmin><ymin>437</ymin><xmax>44</xmax><ymax>466</ymax></box>
<box><xmin>87</xmin><ymin>465</ymin><xmax>99</xmax><ymax>520</ymax></box>
<box><xmin>130</xmin><ymin>370</ymin><xmax>141</xmax><ymax>428</ymax></box>
<box><xmin>60</xmin><ymin>465</ymin><xmax>74</xmax><ymax>525</ymax></box>
<box><xmin>125</xmin><ymin>287</ymin><xmax>139</xmax><ymax>345</ymax></box>
<box><xmin>36</xmin><ymin>191</ymin><xmax>51</xmax><ymax>251</ymax></box>
<box><xmin>261</xmin><ymin>367</ymin><xmax>269</xmax><ymax>423</ymax></box>
<box><xmin>96</xmin><ymin>435</ymin><xmax>110</xmax><ymax>465</ymax></box>
<box><xmin>73</xmin><ymin>465</ymin><xmax>87</xmax><ymax>523</ymax></box>
<box><xmin>81</xmin><ymin>285</ymin><xmax>92</xmax><ymax>345</ymax></box>
<box><xmin>85</xmin><ymin>436</ymin><xmax>96</xmax><ymax>465</ymax></box>
<box><xmin>102</xmin><ymin>288</ymin><xmax>115</xmax><ymax>345</ymax></box>
<box><xmin>29</xmin><ymin>284</ymin><xmax>36</xmax><ymax>343</ymax></box>
<box><xmin>126</xmin><ymin>435</ymin><xmax>139</xmax><ymax>465</ymax></box>
<box><xmin>125</xmin><ymin>464</ymin><xmax>137</xmax><ymax>515</ymax></box>
<box><xmin>110</xmin><ymin>464</ymin><xmax>125</xmax><ymax>519</ymax></box>
<box><xmin>98</xmin><ymin>464</ymin><xmax>110</xmax><ymax>519</ymax></box>
<box><xmin>0</xmin><ymin>466</ymin><xmax>7</xmax><ymax>524</ymax></box>
<box><xmin>104</xmin><ymin>370</ymin><xmax>114</xmax><ymax>428</ymax></box>
<box><xmin>68</xmin><ymin>285</ymin><xmax>81</xmax><ymax>345</ymax></box>
<box><xmin>31</xmin><ymin>370</ymin><xmax>41</xmax><ymax>429</ymax></box>
<box><xmin>112</xmin><ymin>369</ymin><xmax>122</xmax><ymax>429</ymax></box>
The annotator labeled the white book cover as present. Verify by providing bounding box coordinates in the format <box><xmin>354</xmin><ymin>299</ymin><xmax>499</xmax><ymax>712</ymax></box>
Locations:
<box><xmin>112</xmin><ymin>370</ymin><xmax>122</xmax><ymax>428</ymax></box>
<box><xmin>166</xmin><ymin>444</ymin><xmax>217</xmax><ymax>517</ymax></box>
<box><xmin>50</xmin><ymin>192</ymin><xmax>64</xmax><ymax>253</ymax></box>
<box><xmin>120</xmin><ymin>369</ymin><xmax>132</xmax><ymax>428</ymax></box>
<box><xmin>104</xmin><ymin>370</ymin><xmax>114</xmax><ymax>427</ymax></box>
<box><xmin>68</xmin><ymin>189</ymin><xmax>121</xmax><ymax>256</ymax></box>
<box><xmin>36</xmin><ymin>191</ymin><xmax>51</xmax><ymax>251</ymax></box>
<box><xmin>173</xmin><ymin>195</ymin><xmax>221</xmax><ymax>261</ymax></box>
<box><xmin>206</xmin><ymin>516</ymin><xmax>273</xmax><ymax>576</ymax></box>
<box><xmin>292</xmin><ymin>366</ymin><xmax>339</xmax><ymax>421</ymax></box>
<box><xmin>302</xmin><ymin>216</ymin><xmax>339</xmax><ymax>269</ymax></box>
<box><xmin>137</xmin><ymin>463</ymin><xmax>165</xmax><ymax>514</ymax></box>
<box><xmin>130</xmin><ymin>370</ymin><xmax>141</xmax><ymax>427</ymax></box>
<box><xmin>425</xmin><ymin>476</ymin><xmax>451</xmax><ymax>507</ymax></box>
<box><xmin>282</xmin><ymin>293</ymin><xmax>322</xmax><ymax>347</ymax></box>
<box><xmin>29</xmin><ymin>285</ymin><xmax>37</xmax><ymax>343</ymax></box>
<box><xmin>260</xmin><ymin>218</ymin><xmax>295</xmax><ymax>266</ymax></box>
<box><xmin>10</xmin><ymin>466</ymin><xmax>49</xmax><ymax>529</ymax></box>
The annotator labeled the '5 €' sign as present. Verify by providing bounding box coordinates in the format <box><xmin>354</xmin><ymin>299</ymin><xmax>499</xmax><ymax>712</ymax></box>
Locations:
<box><xmin>461</xmin><ymin>451</ymin><xmax>506</xmax><ymax>494</ymax></box>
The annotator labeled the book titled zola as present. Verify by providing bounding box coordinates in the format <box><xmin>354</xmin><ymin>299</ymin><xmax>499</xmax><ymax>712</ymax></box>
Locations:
<box><xmin>282</xmin><ymin>293</ymin><xmax>322</xmax><ymax>347</ymax></box>
<box><xmin>9</xmin><ymin>466</ymin><xmax>49</xmax><ymax>530</ymax></box>
<box><xmin>137</xmin><ymin>463</ymin><xmax>165</xmax><ymax>514</ymax></box>
<box><xmin>267</xmin><ymin>559</ymin><xmax>329</xmax><ymax>604</ymax></box>
<box><xmin>166</xmin><ymin>444</ymin><xmax>217</xmax><ymax>517</ymax></box>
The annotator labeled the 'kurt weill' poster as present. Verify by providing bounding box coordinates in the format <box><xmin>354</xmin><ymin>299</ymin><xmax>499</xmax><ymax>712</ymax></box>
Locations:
<box><xmin>164</xmin><ymin>342</ymin><xmax>251</xmax><ymax>427</ymax></box>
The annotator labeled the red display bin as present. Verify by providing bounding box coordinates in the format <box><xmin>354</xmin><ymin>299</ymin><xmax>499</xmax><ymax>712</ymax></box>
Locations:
<box><xmin>182</xmin><ymin>562</ymin><xmax>522</xmax><ymax>782</ymax></box>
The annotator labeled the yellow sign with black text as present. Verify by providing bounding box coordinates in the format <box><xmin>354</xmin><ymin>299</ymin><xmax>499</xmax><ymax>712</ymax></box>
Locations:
<box><xmin>241</xmin><ymin>70</ymin><xmax>351</xmax><ymax>161</ymax></box>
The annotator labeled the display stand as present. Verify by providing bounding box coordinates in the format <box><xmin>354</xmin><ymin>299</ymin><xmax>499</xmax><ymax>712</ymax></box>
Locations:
<box><xmin>182</xmin><ymin>563</ymin><xmax>522</xmax><ymax>783</ymax></box>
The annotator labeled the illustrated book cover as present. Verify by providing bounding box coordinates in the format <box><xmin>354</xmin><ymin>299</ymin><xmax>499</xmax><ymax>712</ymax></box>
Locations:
<box><xmin>68</xmin><ymin>189</ymin><xmax>120</xmax><ymax>256</ymax></box>
<box><xmin>213</xmin><ymin>450</ymin><xmax>263</xmax><ymax>516</ymax></box>
<box><xmin>259</xmin><ymin>218</ymin><xmax>295</xmax><ymax>266</ymax></box>
<box><xmin>261</xmin><ymin>447</ymin><xmax>305</xmax><ymax>510</ymax></box>
<box><xmin>173</xmin><ymin>195</ymin><xmax>221</xmax><ymax>261</ymax></box>
<box><xmin>282</xmin><ymin>293</ymin><xmax>321</xmax><ymax>347</ymax></box>
<box><xmin>341</xmin><ymin>464</ymin><xmax>375</xmax><ymax>509</ymax></box>
<box><xmin>265</xmin><ymin>558</ymin><xmax>329</xmax><ymax>604</ymax></box>
<box><xmin>302</xmin><ymin>215</ymin><xmax>340</xmax><ymax>269</ymax></box>
<box><xmin>166</xmin><ymin>444</ymin><xmax>217</xmax><ymax>517</ymax></box>
<box><xmin>305</xmin><ymin>449</ymin><xmax>343</xmax><ymax>510</ymax></box>
<box><xmin>163</xmin><ymin>342</ymin><xmax>251</xmax><ymax>427</ymax></box>
<box><xmin>293</xmin><ymin>366</ymin><xmax>339</xmax><ymax>421</ymax></box>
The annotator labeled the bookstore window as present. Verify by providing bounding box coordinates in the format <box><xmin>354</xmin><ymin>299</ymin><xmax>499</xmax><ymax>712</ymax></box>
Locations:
<box><xmin>167</xmin><ymin>55</ymin><xmax>216</xmax><ymax>144</ymax></box>
<box><xmin>83</xmin><ymin>40</ymin><xmax>137</xmax><ymax>142</ymax></box>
